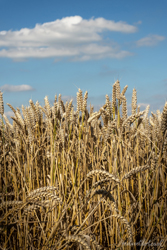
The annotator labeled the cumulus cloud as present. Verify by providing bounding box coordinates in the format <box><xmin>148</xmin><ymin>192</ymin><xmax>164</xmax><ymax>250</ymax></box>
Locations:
<box><xmin>4</xmin><ymin>111</ymin><xmax>14</xmax><ymax>117</ymax></box>
<box><xmin>0</xmin><ymin>16</ymin><xmax>137</xmax><ymax>61</ymax></box>
<box><xmin>138</xmin><ymin>103</ymin><xmax>150</xmax><ymax>108</ymax></box>
<box><xmin>136</xmin><ymin>34</ymin><xmax>165</xmax><ymax>47</ymax></box>
<box><xmin>0</xmin><ymin>84</ymin><xmax>34</xmax><ymax>92</ymax></box>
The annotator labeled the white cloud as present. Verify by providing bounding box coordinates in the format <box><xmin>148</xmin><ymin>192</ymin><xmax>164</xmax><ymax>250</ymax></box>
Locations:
<box><xmin>138</xmin><ymin>103</ymin><xmax>149</xmax><ymax>108</ymax></box>
<box><xmin>0</xmin><ymin>16</ymin><xmax>137</xmax><ymax>61</ymax></box>
<box><xmin>136</xmin><ymin>34</ymin><xmax>165</xmax><ymax>47</ymax></box>
<box><xmin>136</xmin><ymin>21</ymin><xmax>142</xmax><ymax>25</ymax></box>
<box><xmin>0</xmin><ymin>84</ymin><xmax>34</xmax><ymax>92</ymax></box>
<box><xmin>4</xmin><ymin>111</ymin><xmax>14</xmax><ymax>117</ymax></box>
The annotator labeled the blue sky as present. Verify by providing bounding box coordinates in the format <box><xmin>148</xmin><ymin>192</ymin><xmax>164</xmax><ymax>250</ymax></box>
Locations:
<box><xmin>0</xmin><ymin>0</ymin><xmax>167</xmax><ymax>119</ymax></box>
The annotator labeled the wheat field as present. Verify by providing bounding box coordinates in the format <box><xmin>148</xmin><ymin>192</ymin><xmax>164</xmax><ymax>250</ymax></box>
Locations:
<box><xmin>0</xmin><ymin>80</ymin><xmax>166</xmax><ymax>250</ymax></box>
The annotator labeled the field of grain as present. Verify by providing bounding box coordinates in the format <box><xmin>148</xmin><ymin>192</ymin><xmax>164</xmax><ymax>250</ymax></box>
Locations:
<box><xmin>0</xmin><ymin>80</ymin><xmax>167</xmax><ymax>250</ymax></box>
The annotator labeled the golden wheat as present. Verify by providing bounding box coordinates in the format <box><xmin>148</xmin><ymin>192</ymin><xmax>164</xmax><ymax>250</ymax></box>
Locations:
<box><xmin>0</xmin><ymin>81</ymin><xmax>166</xmax><ymax>250</ymax></box>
